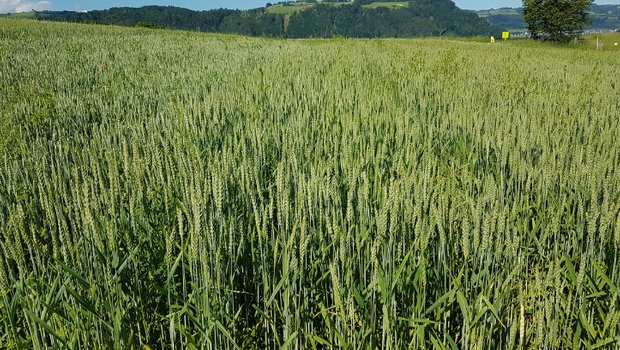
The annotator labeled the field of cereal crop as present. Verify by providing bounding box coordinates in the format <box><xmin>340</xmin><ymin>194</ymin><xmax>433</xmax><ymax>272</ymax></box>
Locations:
<box><xmin>1</xmin><ymin>19</ymin><xmax>620</xmax><ymax>349</ymax></box>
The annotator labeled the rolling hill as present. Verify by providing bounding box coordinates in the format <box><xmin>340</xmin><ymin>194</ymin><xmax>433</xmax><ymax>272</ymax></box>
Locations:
<box><xmin>1</xmin><ymin>0</ymin><xmax>500</xmax><ymax>38</ymax></box>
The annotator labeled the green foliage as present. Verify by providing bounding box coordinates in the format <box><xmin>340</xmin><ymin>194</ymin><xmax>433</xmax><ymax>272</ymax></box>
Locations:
<box><xmin>1</xmin><ymin>19</ymin><xmax>620</xmax><ymax>349</ymax></box>
<box><xmin>523</xmin><ymin>0</ymin><xmax>594</xmax><ymax>41</ymax></box>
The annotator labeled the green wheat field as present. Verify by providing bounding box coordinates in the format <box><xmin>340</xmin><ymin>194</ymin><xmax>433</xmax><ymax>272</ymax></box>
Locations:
<box><xmin>1</xmin><ymin>20</ymin><xmax>620</xmax><ymax>349</ymax></box>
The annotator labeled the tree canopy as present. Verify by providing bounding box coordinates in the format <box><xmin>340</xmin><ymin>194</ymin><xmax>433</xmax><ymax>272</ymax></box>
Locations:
<box><xmin>287</xmin><ymin>0</ymin><xmax>496</xmax><ymax>38</ymax></box>
<box><xmin>523</xmin><ymin>0</ymin><xmax>593</xmax><ymax>41</ymax></box>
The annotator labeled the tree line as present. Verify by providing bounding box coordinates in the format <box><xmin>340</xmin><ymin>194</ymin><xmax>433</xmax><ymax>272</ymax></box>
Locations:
<box><xmin>287</xmin><ymin>0</ymin><xmax>496</xmax><ymax>38</ymax></box>
<box><xmin>32</xmin><ymin>7</ymin><xmax>285</xmax><ymax>37</ymax></box>
<box><xmin>29</xmin><ymin>0</ymin><xmax>500</xmax><ymax>38</ymax></box>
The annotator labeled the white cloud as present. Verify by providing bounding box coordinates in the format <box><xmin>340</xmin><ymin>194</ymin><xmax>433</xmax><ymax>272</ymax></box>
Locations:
<box><xmin>0</xmin><ymin>0</ymin><xmax>52</xmax><ymax>13</ymax></box>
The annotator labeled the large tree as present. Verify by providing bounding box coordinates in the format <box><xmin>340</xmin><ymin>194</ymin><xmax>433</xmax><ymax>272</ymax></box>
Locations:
<box><xmin>523</xmin><ymin>0</ymin><xmax>593</xmax><ymax>41</ymax></box>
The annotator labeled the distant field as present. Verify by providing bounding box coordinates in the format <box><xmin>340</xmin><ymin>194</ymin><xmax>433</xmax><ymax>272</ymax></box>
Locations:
<box><xmin>265</xmin><ymin>2</ymin><xmax>317</xmax><ymax>15</ymax></box>
<box><xmin>476</xmin><ymin>8</ymin><xmax>520</xmax><ymax>17</ymax></box>
<box><xmin>0</xmin><ymin>12</ymin><xmax>37</xmax><ymax>19</ymax></box>
<box><xmin>1</xmin><ymin>19</ymin><xmax>620</xmax><ymax>349</ymax></box>
<box><xmin>580</xmin><ymin>32</ymin><xmax>620</xmax><ymax>50</ymax></box>
<box><xmin>363</xmin><ymin>2</ymin><xmax>408</xmax><ymax>9</ymax></box>
<box><xmin>266</xmin><ymin>1</ymin><xmax>409</xmax><ymax>14</ymax></box>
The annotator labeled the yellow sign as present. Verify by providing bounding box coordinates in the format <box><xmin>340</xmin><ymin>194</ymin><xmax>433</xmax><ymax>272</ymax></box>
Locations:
<box><xmin>502</xmin><ymin>32</ymin><xmax>510</xmax><ymax>40</ymax></box>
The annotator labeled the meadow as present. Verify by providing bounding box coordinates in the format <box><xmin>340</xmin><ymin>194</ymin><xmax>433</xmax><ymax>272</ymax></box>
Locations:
<box><xmin>265</xmin><ymin>1</ymin><xmax>409</xmax><ymax>15</ymax></box>
<box><xmin>1</xmin><ymin>20</ymin><xmax>620</xmax><ymax>349</ymax></box>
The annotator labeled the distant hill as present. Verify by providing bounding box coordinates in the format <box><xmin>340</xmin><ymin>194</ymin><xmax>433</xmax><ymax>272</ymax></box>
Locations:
<box><xmin>1</xmin><ymin>0</ymin><xmax>501</xmax><ymax>38</ymax></box>
<box><xmin>475</xmin><ymin>4</ymin><xmax>620</xmax><ymax>32</ymax></box>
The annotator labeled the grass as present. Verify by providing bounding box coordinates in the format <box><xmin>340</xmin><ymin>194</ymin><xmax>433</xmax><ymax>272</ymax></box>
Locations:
<box><xmin>0</xmin><ymin>11</ymin><xmax>37</xmax><ymax>19</ymax></box>
<box><xmin>362</xmin><ymin>2</ymin><xmax>409</xmax><ymax>9</ymax></box>
<box><xmin>266</xmin><ymin>1</ymin><xmax>408</xmax><ymax>14</ymax></box>
<box><xmin>579</xmin><ymin>32</ymin><xmax>620</xmax><ymax>51</ymax></box>
<box><xmin>265</xmin><ymin>2</ymin><xmax>318</xmax><ymax>15</ymax></box>
<box><xmin>476</xmin><ymin>8</ymin><xmax>521</xmax><ymax>18</ymax></box>
<box><xmin>1</xmin><ymin>19</ymin><xmax>620</xmax><ymax>349</ymax></box>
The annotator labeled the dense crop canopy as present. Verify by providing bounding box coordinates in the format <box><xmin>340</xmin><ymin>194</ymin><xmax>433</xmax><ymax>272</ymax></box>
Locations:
<box><xmin>1</xmin><ymin>20</ymin><xmax>619</xmax><ymax>349</ymax></box>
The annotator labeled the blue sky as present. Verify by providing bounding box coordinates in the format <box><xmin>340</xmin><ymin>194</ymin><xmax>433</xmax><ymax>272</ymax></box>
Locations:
<box><xmin>2</xmin><ymin>0</ymin><xmax>620</xmax><ymax>13</ymax></box>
